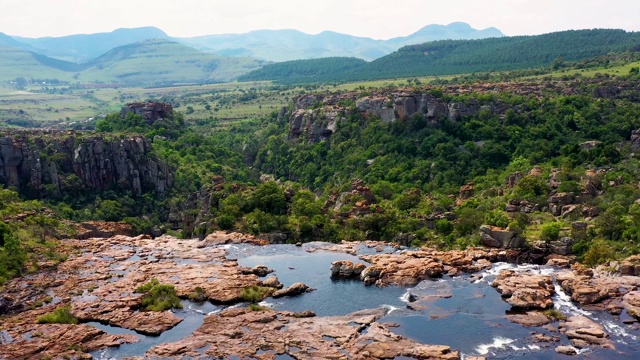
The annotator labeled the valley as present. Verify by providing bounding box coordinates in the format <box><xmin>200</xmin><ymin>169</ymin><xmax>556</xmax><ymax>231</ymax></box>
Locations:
<box><xmin>2</xmin><ymin>19</ymin><xmax>640</xmax><ymax>359</ymax></box>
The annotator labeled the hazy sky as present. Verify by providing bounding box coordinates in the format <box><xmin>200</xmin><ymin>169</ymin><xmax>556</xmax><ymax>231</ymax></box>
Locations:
<box><xmin>3</xmin><ymin>0</ymin><xmax>639</xmax><ymax>39</ymax></box>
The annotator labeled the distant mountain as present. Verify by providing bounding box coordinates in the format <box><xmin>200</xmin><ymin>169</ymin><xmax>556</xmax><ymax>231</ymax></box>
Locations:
<box><xmin>239</xmin><ymin>29</ymin><xmax>640</xmax><ymax>84</ymax></box>
<box><xmin>388</xmin><ymin>22</ymin><xmax>504</xmax><ymax>46</ymax></box>
<box><xmin>13</xmin><ymin>27</ymin><xmax>170</xmax><ymax>63</ymax></box>
<box><xmin>180</xmin><ymin>23</ymin><xmax>505</xmax><ymax>62</ymax></box>
<box><xmin>0</xmin><ymin>39</ymin><xmax>264</xmax><ymax>86</ymax></box>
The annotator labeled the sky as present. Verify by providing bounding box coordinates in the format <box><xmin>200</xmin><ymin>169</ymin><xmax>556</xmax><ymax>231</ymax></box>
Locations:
<box><xmin>2</xmin><ymin>0</ymin><xmax>639</xmax><ymax>39</ymax></box>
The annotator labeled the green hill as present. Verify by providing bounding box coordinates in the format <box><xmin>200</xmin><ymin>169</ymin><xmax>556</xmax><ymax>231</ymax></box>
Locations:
<box><xmin>0</xmin><ymin>39</ymin><xmax>265</xmax><ymax>86</ymax></box>
<box><xmin>13</xmin><ymin>27</ymin><xmax>171</xmax><ymax>63</ymax></box>
<box><xmin>240</xmin><ymin>29</ymin><xmax>640</xmax><ymax>83</ymax></box>
<box><xmin>237</xmin><ymin>57</ymin><xmax>368</xmax><ymax>83</ymax></box>
<box><xmin>0</xmin><ymin>46</ymin><xmax>79</xmax><ymax>81</ymax></box>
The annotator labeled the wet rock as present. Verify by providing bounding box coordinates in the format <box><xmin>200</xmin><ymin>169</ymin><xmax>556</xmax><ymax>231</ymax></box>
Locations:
<box><xmin>623</xmin><ymin>291</ymin><xmax>640</xmax><ymax>319</ymax></box>
<box><xmin>506</xmin><ymin>311</ymin><xmax>551</xmax><ymax>327</ymax></box>
<box><xmin>556</xmin><ymin>270</ymin><xmax>617</xmax><ymax>305</ymax></box>
<box><xmin>146</xmin><ymin>307</ymin><xmax>460</xmax><ymax>359</ymax></box>
<box><xmin>330</xmin><ymin>260</ymin><xmax>367</xmax><ymax>278</ymax></box>
<box><xmin>559</xmin><ymin>315</ymin><xmax>613</xmax><ymax>348</ymax></box>
<box><xmin>272</xmin><ymin>282</ymin><xmax>311</xmax><ymax>298</ymax></box>
<box><xmin>492</xmin><ymin>270</ymin><xmax>555</xmax><ymax>309</ymax></box>
<box><xmin>555</xmin><ymin>345</ymin><xmax>577</xmax><ymax>355</ymax></box>
<box><xmin>241</xmin><ymin>265</ymin><xmax>273</xmax><ymax>277</ymax></box>
<box><xmin>261</xmin><ymin>276</ymin><xmax>283</xmax><ymax>289</ymax></box>
<box><xmin>0</xmin><ymin>295</ymin><xmax>22</xmax><ymax>315</ymax></box>
<box><xmin>359</xmin><ymin>252</ymin><xmax>445</xmax><ymax>286</ymax></box>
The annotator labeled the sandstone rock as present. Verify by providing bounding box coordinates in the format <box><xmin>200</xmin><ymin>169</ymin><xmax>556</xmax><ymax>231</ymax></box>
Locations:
<box><xmin>330</xmin><ymin>260</ymin><xmax>366</xmax><ymax>278</ymax></box>
<box><xmin>506</xmin><ymin>311</ymin><xmax>551</xmax><ymax>327</ymax></box>
<box><xmin>619</xmin><ymin>255</ymin><xmax>640</xmax><ymax>276</ymax></box>
<box><xmin>147</xmin><ymin>307</ymin><xmax>460</xmax><ymax>359</ymax></box>
<box><xmin>492</xmin><ymin>270</ymin><xmax>555</xmax><ymax>309</ymax></box>
<box><xmin>548</xmin><ymin>192</ymin><xmax>575</xmax><ymax>205</ymax></box>
<box><xmin>359</xmin><ymin>252</ymin><xmax>445</xmax><ymax>286</ymax></box>
<box><xmin>555</xmin><ymin>345</ymin><xmax>577</xmax><ymax>355</ymax></box>
<box><xmin>261</xmin><ymin>276</ymin><xmax>283</xmax><ymax>289</ymax></box>
<box><xmin>272</xmin><ymin>282</ymin><xmax>311</xmax><ymax>298</ymax></box>
<box><xmin>555</xmin><ymin>270</ymin><xmax>616</xmax><ymax>305</ymax></box>
<box><xmin>560</xmin><ymin>316</ymin><xmax>613</xmax><ymax>348</ymax></box>
<box><xmin>241</xmin><ymin>265</ymin><xmax>273</xmax><ymax>277</ymax></box>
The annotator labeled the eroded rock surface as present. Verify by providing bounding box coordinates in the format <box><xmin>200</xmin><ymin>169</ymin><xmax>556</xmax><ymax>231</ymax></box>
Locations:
<box><xmin>146</xmin><ymin>308</ymin><xmax>461</xmax><ymax>360</ymax></box>
<box><xmin>492</xmin><ymin>270</ymin><xmax>555</xmax><ymax>309</ymax></box>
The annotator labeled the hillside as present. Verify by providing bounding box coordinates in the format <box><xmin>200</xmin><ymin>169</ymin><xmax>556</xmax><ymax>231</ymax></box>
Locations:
<box><xmin>181</xmin><ymin>22</ymin><xmax>504</xmax><ymax>62</ymax></box>
<box><xmin>13</xmin><ymin>27</ymin><xmax>171</xmax><ymax>63</ymax></box>
<box><xmin>0</xmin><ymin>39</ymin><xmax>265</xmax><ymax>86</ymax></box>
<box><xmin>0</xmin><ymin>46</ymin><xmax>79</xmax><ymax>82</ymax></box>
<box><xmin>240</xmin><ymin>29</ymin><xmax>640</xmax><ymax>83</ymax></box>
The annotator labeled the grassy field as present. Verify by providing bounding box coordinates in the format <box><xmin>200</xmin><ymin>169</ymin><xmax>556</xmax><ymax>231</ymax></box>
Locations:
<box><xmin>1</xmin><ymin>58</ymin><xmax>637</xmax><ymax>129</ymax></box>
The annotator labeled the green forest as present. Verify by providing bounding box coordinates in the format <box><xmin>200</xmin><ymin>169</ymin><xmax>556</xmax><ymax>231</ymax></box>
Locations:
<box><xmin>240</xmin><ymin>29</ymin><xmax>640</xmax><ymax>83</ymax></box>
<box><xmin>3</xmin><ymin>52</ymin><xmax>640</xmax><ymax>285</ymax></box>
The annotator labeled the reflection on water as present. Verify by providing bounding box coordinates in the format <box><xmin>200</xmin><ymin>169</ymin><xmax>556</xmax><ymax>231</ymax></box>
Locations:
<box><xmin>93</xmin><ymin>245</ymin><xmax>640</xmax><ymax>359</ymax></box>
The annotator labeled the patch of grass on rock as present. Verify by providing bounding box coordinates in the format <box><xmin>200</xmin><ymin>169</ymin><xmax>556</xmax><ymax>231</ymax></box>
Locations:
<box><xmin>37</xmin><ymin>305</ymin><xmax>78</xmax><ymax>324</ymax></box>
<box><xmin>136</xmin><ymin>278</ymin><xmax>183</xmax><ymax>312</ymax></box>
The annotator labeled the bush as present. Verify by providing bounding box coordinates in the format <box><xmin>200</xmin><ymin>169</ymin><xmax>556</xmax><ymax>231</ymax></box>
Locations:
<box><xmin>240</xmin><ymin>285</ymin><xmax>269</xmax><ymax>303</ymax></box>
<box><xmin>484</xmin><ymin>209</ymin><xmax>509</xmax><ymax>228</ymax></box>
<box><xmin>540</xmin><ymin>222</ymin><xmax>563</xmax><ymax>242</ymax></box>
<box><xmin>136</xmin><ymin>278</ymin><xmax>183</xmax><ymax>312</ymax></box>
<box><xmin>543</xmin><ymin>309</ymin><xmax>566</xmax><ymax>320</ymax></box>
<box><xmin>187</xmin><ymin>287</ymin><xmax>207</xmax><ymax>302</ymax></box>
<box><xmin>582</xmin><ymin>240</ymin><xmax>617</xmax><ymax>267</ymax></box>
<box><xmin>37</xmin><ymin>306</ymin><xmax>78</xmax><ymax>324</ymax></box>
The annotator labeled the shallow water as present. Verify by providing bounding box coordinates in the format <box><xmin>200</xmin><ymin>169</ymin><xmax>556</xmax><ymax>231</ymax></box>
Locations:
<box><xmin>92</xmin><ymin>244</ymin><xmax>640</xmax><ymax>359</ymax></box>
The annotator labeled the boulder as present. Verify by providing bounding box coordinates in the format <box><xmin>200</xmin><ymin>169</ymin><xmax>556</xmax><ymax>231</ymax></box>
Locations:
<box><xmin>330</xmin><ymin>260</ymin><xmax>367</xmax><ymax>279</ymax></box>
<box><xmin>272</xmin><ymin>282</ymin><xmax>311</xmax><ymax>298</ymax></box>
<box><xmin>479</xmin><ymin>225</ymin><xmax>525</xmax><ymax>249</ymax></box>
<box><xmin>560</xmin><ymin>316</ymin><xmax>613</xmax><ymax>348</ymax></box>
<box><xmin>492</xmin><ymin>270</ymin><xmax>555</xmax><ymax>309</ymax></box>
<box><xmin>549</xmin><ymin>237</ymin><xmax>575</xmax><ymax>256</ymax></box>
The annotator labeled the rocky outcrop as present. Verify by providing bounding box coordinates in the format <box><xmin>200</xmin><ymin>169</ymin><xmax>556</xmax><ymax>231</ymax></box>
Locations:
<box><xmin>121</xmin><ymin>102</ymin><xmax>174</xmax><ymax>124</ymax></box>
<box><xmin>288</xmin><ymin>107</ymin><xmax>343</xmax><ymax>142</ymax></box>
<box><xmin>492</xmin><ymin>270</ymin><xmax>555</xmax><ymax>309</ymax></box>
<box><xmin>145</xmin><ymin>308</ymin><xmax>461</xmax><ymax>359</ymax></box>
<box><xmin>0</xmin><ymin>131</ymin><xmax>172</xmax><ymax>197</ymax></box>
<box><xmin>330</xmin><ymin>260</ymin><xmax>367</xmax><ymax>279</ymax></box>
<box><xmin>480</xmin><ymin>225</ymin><xmax>525</xmax><ymax>249</ymax></box>
<box><xmin>559</xmin><ymin>316</ymin><xmax>613</xmax><ymax>348</ymax></box>
<box><xmin>272</xmin><ymin>282</ymin><xmax>312</xmax><ymax>298</ymax></box>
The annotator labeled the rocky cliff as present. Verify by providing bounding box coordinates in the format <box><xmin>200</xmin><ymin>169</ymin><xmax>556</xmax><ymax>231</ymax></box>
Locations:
<box><xmin>0</xmin><ymin>131</ymin><xmax>172</xmax><ymax>197</ymax></box>
<box><xmin>287</xmin><ymin>78</ymin><xmax>640</xmax><ymax>143</ymax></box>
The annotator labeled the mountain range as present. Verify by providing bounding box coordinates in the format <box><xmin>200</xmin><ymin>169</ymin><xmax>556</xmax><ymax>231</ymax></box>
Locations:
<box><xmin>3</xmin><ymin>23</ymin><xmax>503</xmax><ymax>64</ymax></box>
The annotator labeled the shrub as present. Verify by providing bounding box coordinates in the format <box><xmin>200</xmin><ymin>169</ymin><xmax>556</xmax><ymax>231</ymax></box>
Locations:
<box><xmin>484</xmin><ymin>209</ymin><xmax>509</xmax><ymax>228</ymax></box>
<box><xmin>543</xmin><ymin>309</ymin><xmax>566</xmax><ymax>321</ymax></box>
<box><xmin>540</xmin><ymin>222</ymin><xmax>563</xmax><ymax>242</ymax></box>
<box><xmin>136</xmin><ymin>278</ymin><xmax>182</xmax><ymax>312</ymax></box>
<box><xmin>187</xmin><ymin>287</ymin><xmax>207</xmax><ymax>302</ymax></box>
<box><xmin>582</xmin><ymin>240</ymin><xmax>617</xmax><ymax>267</ymax></box>
<box><xmin>37</xmin><ymin>306</ymin><xmax>78</xmax><ymax>324</ymax></box>
<box><xmin>248</xmin><ymin>303</ymin><xmax>269</xmax><ymax>311</ymax></box>
<box><xmin>240</xmin><ymin>285</ymin><xmax>269</xmax><ymax>303</ymax></box>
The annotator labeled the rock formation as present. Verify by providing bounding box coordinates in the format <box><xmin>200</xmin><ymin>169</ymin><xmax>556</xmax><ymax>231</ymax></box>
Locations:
<box><xmin>0</xmin><ymin>131</ymin><xmax>172</xmax><ymax>197</ymax></box>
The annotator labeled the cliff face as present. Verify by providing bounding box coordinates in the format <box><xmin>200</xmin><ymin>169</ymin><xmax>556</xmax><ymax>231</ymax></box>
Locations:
<box><xmin>0</xmin><ymin>131</ymin><xmax>172</xmax><ymax>197</ymax></box>
<box><xmin>287</xmin><ymin>90</ymin><xmax>497</xmax><ymax>143</ymax></box>
<box><xmin>287</xmin><ymin>78</ymin><xmax>640</xmax><ymax>143</ymax></box>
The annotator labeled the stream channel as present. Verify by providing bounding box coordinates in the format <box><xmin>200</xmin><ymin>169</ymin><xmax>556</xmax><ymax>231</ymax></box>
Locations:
<box><xmin>92</xmin><ymin>243</ymin><xmax>640</xmax><ymax>359</ymax></box>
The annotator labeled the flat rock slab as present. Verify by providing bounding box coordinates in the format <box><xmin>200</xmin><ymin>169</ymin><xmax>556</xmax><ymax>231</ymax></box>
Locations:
<box><xmin>147</xmin><ymin>308</ymin><xmax>461</xmax><ymax>359</ymax></box>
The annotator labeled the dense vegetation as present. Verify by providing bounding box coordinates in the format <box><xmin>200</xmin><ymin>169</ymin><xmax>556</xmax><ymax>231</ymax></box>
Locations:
<box><xmin>3</xmin><ymin>59</ymin><xmax>640</xmax><ymax>286</ymax></box>
<box><xmin>240</xmin><ymin>29</ymin><xmax>640</xmax><ymax>83</ymax></box>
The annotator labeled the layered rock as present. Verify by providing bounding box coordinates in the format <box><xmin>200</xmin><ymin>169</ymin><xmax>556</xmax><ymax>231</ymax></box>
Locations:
<box><xmin>145</xmin><ymin>308</ymin><xmax>461</xmax><ymax>359</ymax></box>
<box><xmin>559</xmin><ymin>316</ymin><xmax>613</xmax><ymax>348</ymax></box>
<box><xmin>0</xmin><ymin>131</ymin><xmax>172</xmax><ymax>196</ymax></box>
<box><xmin>492</xmin><ymin>270</ymin><xmax>555</xmax><ymax>309</ymax></box>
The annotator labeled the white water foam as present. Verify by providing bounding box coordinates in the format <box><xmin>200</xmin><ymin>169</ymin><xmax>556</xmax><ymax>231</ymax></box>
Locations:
<box><xmin>380</xmin><ymin>304</ymin><xmax>401</xmax><ymax>314</ymax></box>
<box><xmin>552</xmin><ymin>283</ymin><xmax>592</xmax><ymax>317</ymax></box>
<box><xmin>603</xmin><ymin>321</ymin><xmax>637</xmax><ymax>343</ymax></box>
<box><xmin>475</xmin><ymin>336</ymin><xmax>516</xmax><ymax>355</ymax></box>
<box><xmin>258</xmin><ymin>301</ymin><xmax>275</xmax><ymax>308</ymax></box>
<box><xmin>399</xmin><ymin>289</ymin><xmax>412</xmax><ymax>303</ymax></box>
